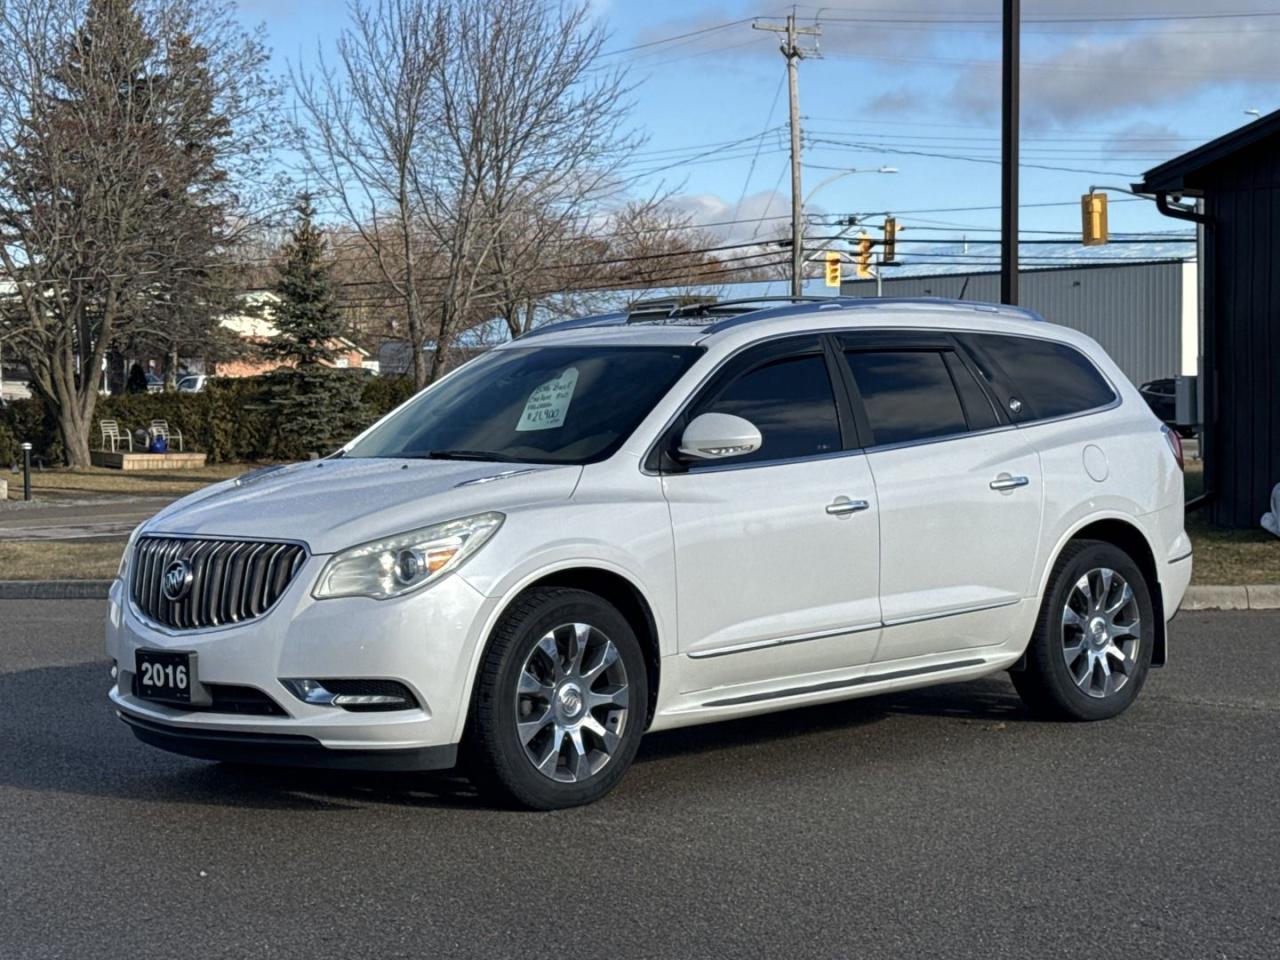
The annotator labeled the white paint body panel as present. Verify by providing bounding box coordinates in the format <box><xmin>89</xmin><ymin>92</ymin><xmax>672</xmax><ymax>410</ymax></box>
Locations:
<box><xmin>105</xmin><ymin>301</ymin><xmax>1190</xmax><ymax>760</ymax></box>
<box><xmin>662</xmin><ymin>452</ymin><xmax>881</xmax><ymax>688</ymax></box>
<box><xmin>866</xmin><ymin>428</ymin><xmax>1044</xmax><ymax>658</ymax></box>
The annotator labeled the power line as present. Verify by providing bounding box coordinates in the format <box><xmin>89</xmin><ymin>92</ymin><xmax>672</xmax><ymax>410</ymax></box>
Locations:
<box><xmin>751</xmin><ymin>158</ymin><xmax>792</xmax><ymax>242</ymax></box>
<box><xmin>598</xmin><ymin>18</ymin><xmax>757</xmax><ymax>57</ymax></box>
<box><xmin>731</xmin><ymin>71</ymin><xmax>787</xmax><ymax>225</ymax></box>
<box><xmin>806</xmin><ymin>137</ymin><xmax>1142</xmax><ymax>178</ymax></box>
<box><xmin>808</xmin><ymin>10</ymin><xmax>1280</xmax><ymax>25</ymax></box>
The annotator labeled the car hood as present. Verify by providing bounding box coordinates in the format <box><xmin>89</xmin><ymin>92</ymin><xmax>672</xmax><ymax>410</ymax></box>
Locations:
<box><xmin>143</xmin><ymin>458</ymin><xmax>583</xmax><ymax>554</ymax></box>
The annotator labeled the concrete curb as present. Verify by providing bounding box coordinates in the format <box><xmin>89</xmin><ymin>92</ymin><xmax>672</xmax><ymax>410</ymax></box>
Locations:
<box><xmin>0</xmin><ymin>579</ymin><xmax>113</xmax><ymax>600</ymax></box>
<box><xmin>1179</xmin><ymin>585</ymin><xmax>1280</xmax><ymax>611</ymax></box>
<box><xmin>2</xmin><ymin>581</ymin><xmax>1278</xmax><ymax>608</ymax></box>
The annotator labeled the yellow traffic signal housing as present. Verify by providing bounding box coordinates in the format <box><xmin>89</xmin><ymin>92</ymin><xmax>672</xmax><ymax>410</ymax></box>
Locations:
<box><xmin>855</xmin><ymin>234</ymin><xmax>873</xmax><ymax>279</ymax></box>
<box><xmin>1081</xmin><ymin>192</ymin><xmax>1108</xmax><ymax>246</ymax></box>
<box><xmin>824</xmin><ymin>251</ymin><xmax>842</xmax><ymax>287</ymax></box>
<box><xmin>881</xmin><ymin>217</ymin><xmax>898</xmax><ymax>264</ymax></box>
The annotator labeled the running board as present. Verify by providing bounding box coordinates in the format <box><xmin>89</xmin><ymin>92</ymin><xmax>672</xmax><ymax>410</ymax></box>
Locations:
<box><xmin>700</xmin><ymin>658</ymin><xmax>988</xmax><ymax>708</ymax></box>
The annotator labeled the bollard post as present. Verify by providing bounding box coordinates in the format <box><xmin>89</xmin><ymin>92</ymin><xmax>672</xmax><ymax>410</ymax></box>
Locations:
<box><xmin>21</xmin><ymin>441</ymin><xmax>31</xmax><ymax>501</ymax></box>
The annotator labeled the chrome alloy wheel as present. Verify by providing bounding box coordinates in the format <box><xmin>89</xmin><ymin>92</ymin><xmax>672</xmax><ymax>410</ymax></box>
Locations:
<box><xmin>515</xmin><ymin>623</ymin><xmax>630</xmax><ymax>783</ymax></box>
<box><xmin>1061</xmin><ymin>567</ymin><xmax>1142</xmax><ymax>699</ymax></box>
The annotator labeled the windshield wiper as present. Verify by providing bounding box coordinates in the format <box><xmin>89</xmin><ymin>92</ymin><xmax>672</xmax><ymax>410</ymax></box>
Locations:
<box><xmin>413</xmin><ymin>449</ymin><xmax>522</xmax><ymax>463</ymax></box>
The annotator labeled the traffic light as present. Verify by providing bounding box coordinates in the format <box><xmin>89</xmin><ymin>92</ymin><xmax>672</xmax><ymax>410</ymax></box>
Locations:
<box><xmin>855</xmin><ymin>233</ymin><xmax>873</xmax><ymax>279</ymax></box>
<box><xmin>824</xmin><ymin>251</ymin><xmax>842</xmax><ymax>287</ymax></box>
<box><xmin>1081</xmin><ymin>192</ymin><xmax>1108</xmax><ymax>246</ymax></box>
<box><xmin>881</xmin><ymin>217</ymin><xmax>898</xmax><ymax>264</ymax></box>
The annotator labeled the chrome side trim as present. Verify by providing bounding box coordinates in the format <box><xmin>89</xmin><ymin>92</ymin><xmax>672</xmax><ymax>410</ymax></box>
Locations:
<box><xmin>701</xmin><ymin>658</ymin><xmax>988</xmax><ymax>707</ymax></box>
<box><xmin>455</xmin><ymin>469</ymin><xmax>538</xmax><ymax>487</ymax></box>
<box><xmin>687</xmin><ymin>621</ymin><xmax>881</xmax><ymax>660</ymax></box>
<box><xmin>881</xmin><ymin>597</ymin><xmax>1020</xmax><ymax>628</ymax></box>
<box><xmin>689</xmin><ymin>598</ymin><xmax>1021</xmax><ymax>660</ymax></box>
<box><xmin>665</xmin><ymin>446</ymin><xmax>869</xmax><ymax>477</ymax></box>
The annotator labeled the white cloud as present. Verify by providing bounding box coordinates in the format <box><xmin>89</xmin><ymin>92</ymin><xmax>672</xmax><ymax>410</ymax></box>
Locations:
<box><xmin>629</xmin><ymin>3</ymin><xmax>1280</xmax><ymax>126</ymax></box>
<box><xmin>667</xmin><ymin>188</ymin><xmax>793</xmax><ymax>244</ymax></box>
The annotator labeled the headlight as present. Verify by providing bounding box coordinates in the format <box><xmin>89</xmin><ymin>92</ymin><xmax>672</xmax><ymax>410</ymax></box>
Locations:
<box><xmin>117</xmin><ymin>523</ymin><xmax>145</xmax><ymax>579</ymax></box>
<box><xmin>312</xmin><ymin>512</ymin><xmax>504</xmax><ymax>600</ymax></box>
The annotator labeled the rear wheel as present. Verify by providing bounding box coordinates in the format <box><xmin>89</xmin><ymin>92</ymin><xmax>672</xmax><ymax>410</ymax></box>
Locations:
<box><xmin>1012</xmin><ymin>540</ymin><xmax>1155</xmax><ymax>721</ymax></box>
<box><xmin>467</xmin><ymin>587</ymin><xmax>647</xmax><ymax>809</ymax></box>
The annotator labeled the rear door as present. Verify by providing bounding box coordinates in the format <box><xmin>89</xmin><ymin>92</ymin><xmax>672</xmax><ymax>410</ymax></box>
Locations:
<box><xmin>660</xmin><ymin>335</ymin><xmax>882</xmax><ymax>691</ymax></box>
<box><xmin>835</xmin><ymin>331</ymin><xmax>1044</xmax><ymax>661</ymax></box>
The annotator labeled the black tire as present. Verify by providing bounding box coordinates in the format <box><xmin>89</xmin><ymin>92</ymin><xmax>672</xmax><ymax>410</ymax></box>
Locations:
<box><xmin>1012</xmin><ymin>540</ymin><xmax>1155</xmax><ymax>721</ymax></box>
<box><xmin>466</xmin><ymin>587</ymin><xmax>648</xmax><ymax>810</ymax></box>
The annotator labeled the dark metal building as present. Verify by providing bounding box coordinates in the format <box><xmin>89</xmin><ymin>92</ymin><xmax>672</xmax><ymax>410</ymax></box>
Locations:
<box><xmin>1136</xmin><ymin>112</ymin><xmax>1280</xmax><ymax>528</ymax></box>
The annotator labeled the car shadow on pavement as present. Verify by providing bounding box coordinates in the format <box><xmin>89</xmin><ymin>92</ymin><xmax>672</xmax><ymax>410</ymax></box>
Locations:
<box><xmin>0</xmin><ymin>661</ymin><xmax>490</xmax><ymax>812</ymax></box>
<box><xmin>635</xmin><ymin>674</ymin><xmax>1037</xmax><ymax>766</ymax></box>
<box><xmin>1</xmin><ymin>659</ymin><xmax>1037</xmax><ymax>812</ymax></box>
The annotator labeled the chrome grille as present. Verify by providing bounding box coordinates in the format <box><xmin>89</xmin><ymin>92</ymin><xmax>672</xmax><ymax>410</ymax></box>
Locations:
<box><xmin>130</xmin><ymin>536</ymin><xmax>307</xmax><ymax>630</ymax></box>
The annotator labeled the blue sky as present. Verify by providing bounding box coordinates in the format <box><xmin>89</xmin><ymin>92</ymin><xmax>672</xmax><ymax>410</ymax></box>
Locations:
<box><xmin>236</xmin><ymin>1</ymin><xmax>1279</xmax><ymax>249</ymax></box>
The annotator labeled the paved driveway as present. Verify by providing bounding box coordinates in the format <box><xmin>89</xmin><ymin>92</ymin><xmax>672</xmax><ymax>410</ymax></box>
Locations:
<box><xmin>0</xmin><ymin>496</ymin><xmax>173</xmax><ymax>541</ymax></box>
<box><xmin>1</xmin><ymin>603</ymin><xmax>1276</xmax><ymax>959</ymax></box>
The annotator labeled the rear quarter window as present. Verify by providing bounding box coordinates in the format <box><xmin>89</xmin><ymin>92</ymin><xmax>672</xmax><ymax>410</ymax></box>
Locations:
<box><xmin>966</xmin><ymin>334</ymin><xmax>1117</xmax><ymax>421</ymax></box>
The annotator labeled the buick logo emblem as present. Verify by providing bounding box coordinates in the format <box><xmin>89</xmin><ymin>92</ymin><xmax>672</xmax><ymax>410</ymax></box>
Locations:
<box><xmin>162</xmin><ymin>559</ymin><xmax>194</xmax><ymax>602</ymax></box>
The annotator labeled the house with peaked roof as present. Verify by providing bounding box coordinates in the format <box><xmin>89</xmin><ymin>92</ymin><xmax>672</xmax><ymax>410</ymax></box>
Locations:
<box><xmin>212</xmin><ymin>291</ymin><xmax>375</xmax><ymax>378</ymax></box>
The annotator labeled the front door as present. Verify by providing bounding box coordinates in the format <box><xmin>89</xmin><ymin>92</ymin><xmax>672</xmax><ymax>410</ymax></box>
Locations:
<box><xmin>661</xmin><ymin>336</ymin><xmax>882</xmax><ymax>691</ymax></box>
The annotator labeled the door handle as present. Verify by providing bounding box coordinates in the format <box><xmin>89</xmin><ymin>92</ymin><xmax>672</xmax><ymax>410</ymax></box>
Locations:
<box><xmin>989</xmin><ymin>474</ymin><xmax>1030</xmax><ymax>492</ymax></box>
<box><xmin>826</xmin><ymin>497</ymin><xmax>870</xmax><ymax>516</ymax></box>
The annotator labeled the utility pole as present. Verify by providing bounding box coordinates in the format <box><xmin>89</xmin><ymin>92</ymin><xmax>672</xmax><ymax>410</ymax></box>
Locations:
<box><xmin>1000</xmin><ymin>0</ymin><xmax>1020</xmax><ymax>304</ymax></box>
<box><xmin>755</xmin><ymin>12</ymin><xmax>820</xmax><ymax>297</ymax></box>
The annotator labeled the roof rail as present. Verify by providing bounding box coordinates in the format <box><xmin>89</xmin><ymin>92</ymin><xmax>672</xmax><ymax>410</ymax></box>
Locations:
<box><xmin>701</xmin><ymin>296</ymin><xmax>1045</xmax><ymax>334</ymax></box>
<box><xmin>664</xmin><ymin>295</ymin><xmax>845</xmax><ymax>320</ymax></box>
<box><xmin>625</xmin><ymin>295</ymin><xmax>716</xmax><ymax>323</ymax></box>
<box><xmin>520</xmin><ymin>295</ymin><xmax>1044</xmax><ymax>340</ymax></box>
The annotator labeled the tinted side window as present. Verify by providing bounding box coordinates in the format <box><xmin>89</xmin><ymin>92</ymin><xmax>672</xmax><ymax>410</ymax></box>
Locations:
<box><xmin>971</xmin><ymin>334</ymin><xmax>1116</xmax><ymax>420</ymax></box>
<box><xmin>844</xmin><ymin>350</ymin><xmax>968</xmax><ymax>446</ymax></box>
<box><xmin>695</xmin><ymin>353</ymin><xmax>841</xmax><ymax>464</ymax></box>
<box><xmin>945</xmin><ymin>352</ymin><xmax>1000</xmax><ymax>431</ymax></box>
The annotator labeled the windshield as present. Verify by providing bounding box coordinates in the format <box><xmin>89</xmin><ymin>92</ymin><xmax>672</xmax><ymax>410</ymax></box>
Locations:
<box><xmin>345</xmin><ymin>344</ymin><xmax>703</xmax><ymax>465</ymax></box>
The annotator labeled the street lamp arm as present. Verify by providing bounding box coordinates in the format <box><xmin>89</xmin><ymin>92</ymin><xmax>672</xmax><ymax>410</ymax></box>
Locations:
<box><xmin>803</xmin><ymin>166</ymin><xmax>898</xmax><ymax>207</ymax></box>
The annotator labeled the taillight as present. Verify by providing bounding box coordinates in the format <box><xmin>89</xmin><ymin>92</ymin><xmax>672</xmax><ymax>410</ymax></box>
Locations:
<box><xmin>1162</xmin><ymin>424</ymin><xmax>1184</xmax><ymax>471</ymax></box>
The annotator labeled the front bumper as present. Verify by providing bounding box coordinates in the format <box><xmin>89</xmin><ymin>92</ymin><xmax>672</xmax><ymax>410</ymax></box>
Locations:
<box><xmin>106</xmin><ymin>559</ymin><xmax>495</xmax><ymax>767</ymax></box>
<box><xmin>119</xmin><ymin>712</ymin><xmax>458</xmax><ymax>771</ymax></box>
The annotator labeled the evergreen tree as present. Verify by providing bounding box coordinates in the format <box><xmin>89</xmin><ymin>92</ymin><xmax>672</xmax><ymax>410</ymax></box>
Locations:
<box><xmin>270</xmin><ymin>194</ymin><xmax>344</xmax><ymax>366</ymax></box>
<box><xmin>262</xmin><ymin>193</ymin><xmax>368</xmax><ymax>458</ymax></box>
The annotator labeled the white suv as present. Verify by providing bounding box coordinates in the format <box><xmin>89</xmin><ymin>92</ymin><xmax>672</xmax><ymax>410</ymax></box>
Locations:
<box><xmin>106</xmin><ymin>297</ymin><xmax>1192</xmax><ymax>809</ymax></box>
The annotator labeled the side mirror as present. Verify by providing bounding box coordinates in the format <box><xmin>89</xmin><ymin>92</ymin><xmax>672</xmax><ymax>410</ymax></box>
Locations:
<box><xmin>677</xmin><ymin>413</ymin><xmax>763</xmax><ymax>461</ymax></box>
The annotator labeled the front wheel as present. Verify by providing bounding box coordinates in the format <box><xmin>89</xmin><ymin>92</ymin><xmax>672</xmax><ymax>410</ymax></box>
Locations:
<box><xmin>466</xmin><ymin>587</ymin><xmax>647</xmax><ymax>810</ymax></box>
<box><xmin>1012</xmin><ymin>540</ymin><xmax>1155</xmax><ymax>721</ymax></box>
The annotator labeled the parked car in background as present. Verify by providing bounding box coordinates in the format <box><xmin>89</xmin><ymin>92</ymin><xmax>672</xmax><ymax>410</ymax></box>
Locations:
<box><xmin>1139</xmin><ymin>378</ymin><xmax>1195</xmax><ymax>438</ymax></box>
<box><xmin>106</xmin><ymin>297</ymin><xmax>1191</xmax><ymax>809</ymax></box>
<box><xmin>177</xmin><ymin>375</ymin><xmax>207</xmax><ymax>393</ymax></box>
<box><xmin>144</xmin><ymin>373</ymin><xmax>164</xmax><ymax>394</ymax></box>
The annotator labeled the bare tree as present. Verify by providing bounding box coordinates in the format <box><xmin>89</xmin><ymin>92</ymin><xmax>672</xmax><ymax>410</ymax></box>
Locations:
<box><xmin>291</xmin><ymin>0</ymin><xmax>438</xmax><ymax>387</ymax></box>
<box><xmin>292</xmin><ymin>0</ymin><xmax>638</xmax><ymax>386</ymax></box>
<box><xmin>0</xmin><ymin>0</ymin><xmax>278</xmax><ymax>466</ymax></box>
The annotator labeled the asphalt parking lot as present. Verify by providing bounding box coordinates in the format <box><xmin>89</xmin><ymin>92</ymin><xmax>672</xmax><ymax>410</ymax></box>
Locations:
<box><xmin>1</xmin><ymin>601</ymin><xmax>1277</xmax><ymax>959</ymax></box>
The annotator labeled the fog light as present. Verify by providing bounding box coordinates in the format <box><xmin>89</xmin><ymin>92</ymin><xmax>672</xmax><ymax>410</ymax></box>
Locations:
<box><xmin>332</xmin><ymin>693</ymin><xmax>408</xmax><ymax>707</ymax></box>
<box><xmin>110</xmin><ymin>660</ymin><xmax>118</xmax><ymax>681</ymax></box>
<box><xmin>282</xmin><ymin>679</ymin><xmax>338</xmax><ymax>705</ymax></box>
<box><xmin>282</xmin><ymin>678</ymin><xmax>419</xmax><ymax>712</ymax></box>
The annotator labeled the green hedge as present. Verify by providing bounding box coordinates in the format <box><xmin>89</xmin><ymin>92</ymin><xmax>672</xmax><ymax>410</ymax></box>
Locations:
<box><xmin>0</xmin><ymin>373</ymin><xmax>420</xmax><ymax>466</ymax></box>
